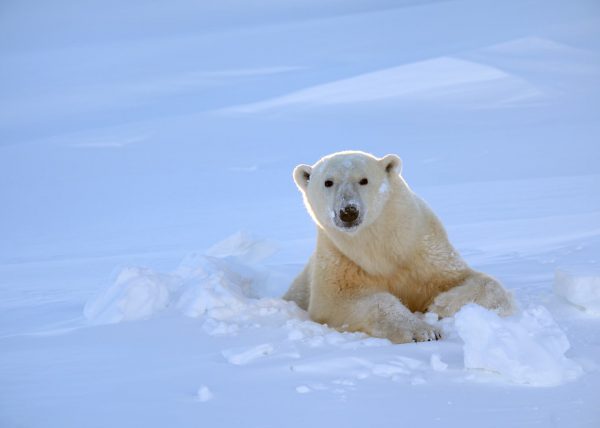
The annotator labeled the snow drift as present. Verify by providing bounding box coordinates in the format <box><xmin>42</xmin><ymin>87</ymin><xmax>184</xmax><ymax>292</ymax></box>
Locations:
<box><xmin>85</xmin><ymin>232</ymin><xmax>583</xmax><ymax>387</ymax></box>
<box><xmin>455</xmin><ymin>304</ymin><xmax>582</xmax><ymax>387</ymax></box>
<box><xmin>84</xmin><ymin>231</ymin><xmax>296</xmax><ymax>325</ymax></box>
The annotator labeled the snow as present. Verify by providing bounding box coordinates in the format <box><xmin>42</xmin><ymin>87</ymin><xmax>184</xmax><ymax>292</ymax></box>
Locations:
<box><xmin>430</xmin><ymin>354</ymin><xmax>449</xmax><ymax>372</ymax></box>
<box><xmin>83</xmin><ymin>231</ymin><xmax>292</xmax><ymax>326</ymax></box>
<box><xmin>295</xmin><ymin>385</ymin><xmax>311</xmax><ymax>394</ymax></box>
<box><xmin>196</xmin><ymin>385</ymin><xmax>214</xmax><ymax>402</ymax></box>
<box><xmin>223</xmin><ymin>343</ymin><xmax>276</xmax><ymax>365</ymax></box>
<box><xmin>455</xmin><ymin>304</ymin><xmax>583</xmax><ymax>387</ymax></box>
<box><xmin>83</xmin><ymin>267</ymin><xmax>175</xmax><ymax>324</ymax></box>
<box><xmin>81</xmin><ymin>233</ymin><xmax>587</xmax><ymax>388</ymax></box>
<box><xmin>226</xmin><ymin>57</ymin><xmax>542</xmax><ymax>113</ymax></box>
<box><xmin>82</xmin><ymin>230</ymin><xmax>587</xmax><ymax>388</ymax></box>
<box><xmin>554</xmin><ymin>270</ymin><xmax>600</xmax><ymax>315</ymax></box>
<box><xmin>1</xmin><ymin>0</ymin><xmax>600</xmax><ymax>427</ymax></box>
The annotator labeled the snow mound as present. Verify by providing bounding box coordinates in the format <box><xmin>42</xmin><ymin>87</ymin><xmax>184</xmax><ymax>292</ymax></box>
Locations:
<box><xmin>83</xmin><ymin>267</ymin><xmax>178</xmax><ymax>324</ymax></box>
<box><xmin>204</xmin><ymin>231</ymin><xmax>278</xmax><ymax>264</ymax></box>
<box><xmin>554</xmin><ymin>270</ymin><xmax>600</xmax><ymax>315</ymax></box>
<box><xmin>455</xmin><ymin>304</ymin><xmax>582</xmax><ymax>386</ymax></box>
<box><xmin>84</xmin><ymin>231</ymin><xmax>293</xmax><ymax>325</ymax></box>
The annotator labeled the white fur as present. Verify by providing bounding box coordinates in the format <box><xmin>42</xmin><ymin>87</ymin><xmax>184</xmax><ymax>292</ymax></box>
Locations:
<box><xmin>284</xmin><ymin>151</ymin><xmax>515</xmax><ymax>344</ymax></box>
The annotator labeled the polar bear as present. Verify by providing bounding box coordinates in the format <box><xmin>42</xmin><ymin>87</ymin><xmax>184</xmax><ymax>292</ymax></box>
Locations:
<box><xmin>283</xmin><ymin>151</ymin><xmax>515</xmax><ymax>343</ymax></box>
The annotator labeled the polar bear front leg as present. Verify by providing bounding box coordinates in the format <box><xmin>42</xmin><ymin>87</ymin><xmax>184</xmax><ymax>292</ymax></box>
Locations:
<box><xmin>311</xmin><ymin>291</ymin><xmax>441</xmax><ymax>344</ymax></box>
<box><xmin>283</xmin><ymin>263</ymin><xmax>311</xmax><ymax>311</ymax></box>
<box><xmin>427</xmin><ymin>272</ymin><xmax>516</xmax><ymax>318</ymax></box>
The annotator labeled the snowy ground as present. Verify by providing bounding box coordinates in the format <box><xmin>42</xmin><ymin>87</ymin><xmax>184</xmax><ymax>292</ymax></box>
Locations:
<box><xmin>1</xmin><ymin>0</ymin><xmax>600</xmax><ymax>427</ymax></box>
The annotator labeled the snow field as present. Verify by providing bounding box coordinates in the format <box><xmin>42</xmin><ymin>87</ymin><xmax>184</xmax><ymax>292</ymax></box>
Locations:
<box><xmin>84</xmin><ymin>232</ymin><xmax>585</xmax><ymax>390</ymax></box>
<box><xmin>2</xmin><ymin>1</ymin><xmax>600</xmax><ymax>425</ymax></box>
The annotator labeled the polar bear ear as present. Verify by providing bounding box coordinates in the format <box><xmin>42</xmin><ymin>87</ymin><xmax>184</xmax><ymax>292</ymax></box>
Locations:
<box><xmin>380</xmin><ymin>154</ymin><xmax>402</xmax><ymax>175</ymax></box>
<box><xmin>293</xmin><ymin>164</ymin><xmax>312</xmax><ymax>191</ymax></box>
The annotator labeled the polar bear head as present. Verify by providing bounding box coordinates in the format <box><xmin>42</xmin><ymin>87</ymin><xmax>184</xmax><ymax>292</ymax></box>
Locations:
<box><xmin>293</xmin><ymin>151</ymin><xmax>401</xmax><ymax>234</ymax></box>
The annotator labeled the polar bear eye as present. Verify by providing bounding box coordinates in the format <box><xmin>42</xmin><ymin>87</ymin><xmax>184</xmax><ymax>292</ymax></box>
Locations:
<box><xmin>359</xmin><ymin>178</ymin><xmax>368</xmax><ymax>185</ymax></box>
<box><xmin>324</xmin><ymin>180</ymin><xmax>334</xmax><ymax>188</ymax></box>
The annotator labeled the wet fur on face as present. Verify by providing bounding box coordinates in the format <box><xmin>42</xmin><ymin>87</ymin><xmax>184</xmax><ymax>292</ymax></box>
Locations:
<box><xmin>293</xmin><ymin>151</ymin><xmax>400</xmax><ymax>235</ymax></box>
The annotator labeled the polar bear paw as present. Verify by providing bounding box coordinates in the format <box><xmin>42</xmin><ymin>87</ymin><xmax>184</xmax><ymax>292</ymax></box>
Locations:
<box><xmin>428</xmin><ymin>275</ymin><xmax>516</xmax><ymax>318</ymax></box>
<box><xmin>388</xmin><ymin>321</ymin><xmax>442</xmax><ymax>344</ymax></box>
<box><xmin>427</xmin><ymin>291</ymin><xmax>467</xmax><ymax>318</ymax></box>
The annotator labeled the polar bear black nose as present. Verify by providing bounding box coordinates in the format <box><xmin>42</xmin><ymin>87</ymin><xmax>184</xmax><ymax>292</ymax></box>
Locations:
<box><xmin>339</xmin><ymin>205</ymin><xmax>359</xmax><ymax>223</ymax></box>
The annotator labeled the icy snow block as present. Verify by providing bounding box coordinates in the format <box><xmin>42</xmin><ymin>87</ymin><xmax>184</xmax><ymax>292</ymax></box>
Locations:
<box><xmin>84</xmin><ymin>267</ymin><xmax>176</xmax><ymax>324</ymax></box>
<box><xmin>554</xmin><ymin>270</ymin><xmax>600</xmax><ymax>315</ymax></box>
<box><xmin>176</xmin><ymin>272</ymin><xmax>248</xmax><ymax>319</ymax></box>
<box><xmin>454</xmin><ymin>304</ymin><xmax>582</xmax><ymax>386</ymax></box>
<box><xmin>205</xmin><ymin>230</ymin><xmax>278</xmax><ymax>264</ymax></box>
<box><xmin>175</xmin><ymin>231</ymin><xmax>281</xmax><ymax>300</ymax></box>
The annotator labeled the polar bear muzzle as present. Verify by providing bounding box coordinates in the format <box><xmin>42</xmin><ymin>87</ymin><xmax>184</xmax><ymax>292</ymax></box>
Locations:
<box><xmin>334</xmin><ymin>199</ymin><xmax>363</xmax><ymax>230</ymax></box>
<box><xmin>339</xmin><ymin>204</ymin><xmax>359</xmax><ymax>224</ymax></box>
<box><xmin>331</xmin><ymin>181</ymin><xmax>365</xmax><ymax>231</ymax></box>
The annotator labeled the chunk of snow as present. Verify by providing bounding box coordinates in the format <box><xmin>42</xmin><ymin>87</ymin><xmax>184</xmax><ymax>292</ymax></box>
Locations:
<box><xmin>287</xmin><ymin>329</ymin><xmax>305</xmax><ymax>341</ymax></box>
<box><xmin>554</xmin><ymin>270</ymin><xmax>600</xmax><ymax>315</ymax></box>
<box><xmin>454</xmin><ymin>304</ymin><xmax>582</xmax><ymax>386</ymax></box>
<box><xmin>176</xmin><ymin>272</ymin><xmax>248</xmax><ymax>319</ymax></box>
<box><xmin>196</xmin><ymin>386</ymin><xmax>214</xmax><ymax>402</ymax></box>
<box><xmin>84</xmin><ymin>267</ymin><xmax>176</xmax><ymax>324</ymax></box>
<box><xmin>205</xmin><ymin>231</ymin><xmax>278</xmax><ymax>264</ymax></box>
<box><xmin>430</xmin><ymin>354</ymin><xmax>448</xmax><ymax>372</ymax></box>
